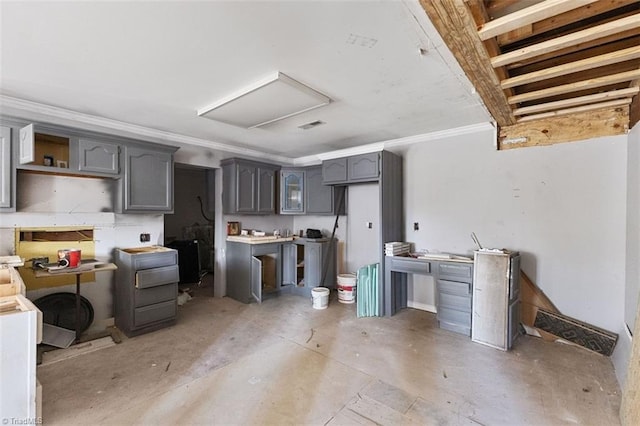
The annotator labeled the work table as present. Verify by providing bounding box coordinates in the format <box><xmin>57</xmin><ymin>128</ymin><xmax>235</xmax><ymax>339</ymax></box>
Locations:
<box><xmin>225</xmin><ymin>235</ymin><xmax>333</xmax><ymax>244</ymax></box>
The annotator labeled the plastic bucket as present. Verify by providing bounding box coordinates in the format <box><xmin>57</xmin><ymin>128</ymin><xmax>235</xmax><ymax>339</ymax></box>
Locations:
<box><xmin>337</xmin><ymin>273</ymin><xmax>357</xmax><ymax>304</ymax></box>
<box><xmin>311</xmin><ymin>287</ymin><xmax>330</xmax><ymax>310</ymax></box>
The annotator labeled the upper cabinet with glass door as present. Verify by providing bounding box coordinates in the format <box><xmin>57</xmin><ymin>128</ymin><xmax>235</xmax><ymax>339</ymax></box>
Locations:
<box><xmin>280</xmin><ymin>170</ymin><xmax>304</xmax><ymax>214</ymax></box>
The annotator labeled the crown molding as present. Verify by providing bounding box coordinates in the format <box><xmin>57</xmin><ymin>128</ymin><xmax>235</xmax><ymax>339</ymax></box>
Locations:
<box><xmin>0</xmin><ymin>95</ymin><xmax>294</xmax><ymax>164</ymax></box>
<box><xmin>1</xmin><ymin>95</ymin><xmax>495</xmax><ymax>166</ymax></box>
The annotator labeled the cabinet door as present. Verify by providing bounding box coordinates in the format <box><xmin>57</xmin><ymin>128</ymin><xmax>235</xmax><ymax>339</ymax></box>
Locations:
<box><xmin>78</xmin><ymin>138</ymin><xmax>120</xmax><ymax>174</ymax></box>
<box><xmin>322</xmin><ymin>158</ymin><xmax>347</xmax><ymax>184</ymax></box>
<box><xmin>124</xmin><ymin>146</ymin><xmax>173</xmax><ymax>212</ymax></box>
<box><xmin>18</xmin><ymin>124</ymin><xmax>34</xmax><ymax>165</ymax></box>
<box><xmin>251</xmin><ymin>256</ymin><xmax>262</xmax><ymax>303</ymax></box>
<box><xmin>281</xmin><ymin>170</ymin><xmax>304</xmax><ymax>214</ymax></box>
<box><xmin>0</xmin><ymin>126</ymin><xmax>11</xmax><ymax>208</ymax></box>
<box><xmin>306</xmin><ymin>166</ymin><xmax>332</xmax><ymax>214</ymax></box>
<box><xmin>236</xmin><ymin>164</ymin><xmax>256</xmax><ymax>212</ymax></box>
<box><xmin>281</xmin><ymin>243</ymin><xmax>298</xmax><ymax>286</ymax></box>
<box><xmin>348</xmin><ymin>153</ymin><xmax>379</xmax><ymax>181</ymax></box>
<box><xmin>256</xmin><ymin>167</ymin><xmax>276</xmax><ymax>213</ymax></box>
<box><xmin>304</xmin><ymin>242</ymin><xmax>322</xmax><ymax>287</ymax></box>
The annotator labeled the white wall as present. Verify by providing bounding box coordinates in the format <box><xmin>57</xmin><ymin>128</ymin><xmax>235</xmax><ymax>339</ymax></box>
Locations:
<box><xmin>625</xmin><ymin>122</ymin><xmax>639</xmax><ymax>333</ymax></box>
<box><xmin>398</xmin><ymin>128</ymin><xmax>628</xmax><ymax>334</ymax></box>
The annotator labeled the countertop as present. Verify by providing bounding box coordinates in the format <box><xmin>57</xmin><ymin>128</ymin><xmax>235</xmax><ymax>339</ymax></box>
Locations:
<box><xmin>226</xmin><ymin>235</ymin><xmax>295</xmax><ymax>244</ymax></box>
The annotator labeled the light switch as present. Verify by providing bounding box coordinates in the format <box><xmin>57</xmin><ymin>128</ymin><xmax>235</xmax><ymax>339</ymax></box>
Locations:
<box><xmin>366</xmin><ymin>222</ymin><xmax>372</xmax><ymax>229</ymax></box>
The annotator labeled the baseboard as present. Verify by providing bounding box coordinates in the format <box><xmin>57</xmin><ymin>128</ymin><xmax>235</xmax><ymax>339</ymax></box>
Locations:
<box><xmin>407</xmin><ymin>301</ymin><xmax>436</xmax><ymax>313</ymax></box>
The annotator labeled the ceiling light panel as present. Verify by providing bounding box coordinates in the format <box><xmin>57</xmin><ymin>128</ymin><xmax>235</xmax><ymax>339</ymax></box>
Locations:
<box><xmin>197</xmin><ymin>72</ymin><xmax>331</xmax><ymax>128</ymax></box>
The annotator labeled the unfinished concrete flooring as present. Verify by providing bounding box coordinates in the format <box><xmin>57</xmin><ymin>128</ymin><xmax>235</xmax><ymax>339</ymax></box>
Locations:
<box><xmin>37</xmin><ymin>290</ymin><xmax>621</xmax><ymax>425</ymax></box>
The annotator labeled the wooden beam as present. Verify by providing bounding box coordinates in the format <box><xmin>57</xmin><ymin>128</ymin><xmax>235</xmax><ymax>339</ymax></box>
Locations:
<box><xmin>516</xmin><ymin>98</ymin><xmax>632</xmax><ymax>122</ymax></box>
<box><xmin>501</xmin><ymin>46</ymin><xmax>640</xmax><ymax>89</ymax></box>
<box><xmin>498</xmin><ymin>105</ymin><xmax>629</xmax><ymax>149</ymax></box>
<box><xmin>478</xmin><ymin>0</ymin><xmax>598</xmax><ymax>41</ymax></box>
<box><xmin>631</xmin><ymin>79</ymin><xmax>640</xmax><ymax>127</ymax></box>
<box><xmin>508</xmin><ymin>68</ymin><xmax>640</xmax><ymax>104</ymax></box>
<box><xmin>497</xmin><ymin>0</ymin><xmax>640</xmax><ymax>46</ymax></box>
<box><xmin>513</xmin><ymin>87</ymin><xmax>639</xmax><ymax>115</ymax></box>
<box><xmin>419</xmin><ymin>0</ymin><xmax>515</xmax><ymax>126</ymax></box>
<box><xmin>491</xmin><ymin>13</ymin><xmax>640</xmax><ymax>68</ymax></box>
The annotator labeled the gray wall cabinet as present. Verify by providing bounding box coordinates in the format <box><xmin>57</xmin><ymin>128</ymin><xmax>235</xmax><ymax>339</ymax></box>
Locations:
<box><xmin>115</xmin><ymin>248</ymin><xmax>179</xmax><ymax>337</ymax></box>
<box><xmin>222</xmin><ymin>158</ymin><xmax>279</xmax><ymax>215</ymax></box>
<box><xmin>121</xmin><ymin>144</ymin><xmax>175</xmax><ymax>213</ymax></box>
<box><xmin>226</xmin><ymin>241</ymin><xmax>282</xmax><ymax>303</ymax></box>
<box><xmin>471</xmin><ymin>251</ymin><xmax>521</xmax><ymax>350</ymax></box>
<box><xmin>305</xmin><ymin>166</ymin><xmax>345</xmax><ymax>215</ymax></box>
<box><xmin>0</xmin><ymin>126</ymin><xmax>13</xmax><ymax>209</ymax></box>
<box><xmin>280</xmin><ymin>169</ymin><xmax>305</xmax><ymax>214</ymax></box>
<box><xmin>77</xmin><ymin>138</ymin><xmax>120</xmax><ymax>175</ymax></box>
<box><xmin>322</xmin><ymin>152</ymin><xmax>380</xmax><ymax>185</ymax></box>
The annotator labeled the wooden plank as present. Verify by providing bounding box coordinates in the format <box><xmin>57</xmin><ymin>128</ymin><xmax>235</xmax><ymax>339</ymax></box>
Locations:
<box><xmin>508</xmin><ymin>68</ymin><xmax>640</xmax><ymax>104</ymax></box>
<box><xmin>516</xmin><ymin>98</ymin><xmax>632</xmax><ymax>122</ymax></box>
<box><xmin>631</xmin><ymin>80</ymin><xmax>640</xmax><ymax>127</ymax></box>
<box><xmin>501</xmin><ymin>46</ymin><xmax>640</xmax><ymax>89</ymax></box>
<box><xmin>491</xmin><ymin>13</ymin><xmax>640</xmax><ymax>68</ymax></box>
<box><xmin>478</xmin><ymin>0</ymin><xmax>598</xmax><ymax>41</ymax></box>
<box><xmin>418</xmin><ymin>0</ymin><xmax>515</xmax><ymax>126</ymax></box>
<box><xmin>499</xmin><ymin>105</ymin><xmax>629</xmax><ymax>149</ymax></box>
<box><xmin>513</xmin><ymin>87</ymin><xmax>639</xmax><ymax>115</ymax></box>
<box><xmin>497</xmin><ymin>0</ymin><xmax>640</xmax><ymax>46</ymax></box>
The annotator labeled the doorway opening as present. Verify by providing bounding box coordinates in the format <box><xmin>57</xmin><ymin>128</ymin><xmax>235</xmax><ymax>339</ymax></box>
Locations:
<box><xmin>164</xmin><ymin>163</ymin><xmax>215</xmax><ymax>293</ymax></box>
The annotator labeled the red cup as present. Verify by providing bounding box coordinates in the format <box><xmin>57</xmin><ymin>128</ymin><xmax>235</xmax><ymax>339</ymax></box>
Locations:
<box><xmin>58</xmin><ymin>249</ymin><xmax>81</xmax><ymax>268</ymax></box>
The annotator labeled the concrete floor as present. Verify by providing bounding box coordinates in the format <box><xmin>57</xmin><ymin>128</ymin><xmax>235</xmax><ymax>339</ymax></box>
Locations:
<box><xmin>37</xmin><ymin>289</ymin><xmax>621</xmax><ymax>425</ymax></box>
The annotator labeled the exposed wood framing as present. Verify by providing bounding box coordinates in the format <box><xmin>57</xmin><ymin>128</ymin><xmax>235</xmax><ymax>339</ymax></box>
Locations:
<box><xmin>491</xmin><ymin>13</ymin><xmax>640</xmax><ymax>68</ymax></box>
<box><xmin>497</xmin><ymin>0</ymin><xmax>640</xmax><ymax>47</ymax></box>
<box><xmin>478</xmin><ymin>0</ymin><xmax>598</xmax><ymax>41</ymax></box>
<box><xmin>419</xmin><ymin>0</ymin><xmax>515</xmax><ymax>126</ymax></box>
<box><xmin>508</xmin><ymin>69</ymin><xmax>640</xmax><ymax>104</ymax></box>
<box><xmin>516</xmin><ymin>98</ymin><xmax>632</xmax><ymax>122</ymax></box>
<box><xmin>498</xmin><ymin>106</ymin><xmax>629</xmax><ymax>149</ymax></box>
<box><xmin>501</xmin><ymin>46</ymin><xmax>640</xmax><ymax>89</ymax></box>
<box><xmin>513</xmin><ymin>87</ymin><xmax>639</xmax><ymax>116</ymax></box>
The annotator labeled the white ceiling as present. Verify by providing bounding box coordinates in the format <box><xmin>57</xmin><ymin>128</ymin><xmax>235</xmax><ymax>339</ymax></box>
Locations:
<box><xmin>0</xmin><ymin>0</ymin><xmax>491</xmax><ymax>163</ymax></box>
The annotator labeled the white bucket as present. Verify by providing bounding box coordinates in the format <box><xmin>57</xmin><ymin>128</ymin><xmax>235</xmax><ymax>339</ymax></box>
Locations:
<box><xmin>337</xmin><ymin>273</ymin><xmax>357</xmax><ymax>304</ymax></box>
<box><xmin>311</xmin><ymin>287</ymin><xmax>330</xmax><ymax>310</ymax></box>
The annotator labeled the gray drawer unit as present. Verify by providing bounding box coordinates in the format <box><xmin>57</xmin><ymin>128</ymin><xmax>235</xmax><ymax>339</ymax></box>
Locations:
<box><xmin>436</xmin><ymin>261</ymin><xmax>474</xmax><ymax>337</ymax></box>
<box><xmin>134</xmin><ymin>300</ymin><xmax>177</xmax><ymax>327</ymax></box>
<box><xmin>438</xmin><ymin>263</ymin><xmax>473</xmax><ymax>281</ymax></box>
<box><xmin>115</xmin><ymin>247</ymin><xmax>179</xmax><ymax>337</ymax></box>
<box><xmin>388</xmin><ymin>257</ymin><xmax>430</xmax><ymax>274</ymax></box>
<box><xmin>135</xmin><ymin>264</ymin><xmax>179</xmax><ymax>289</ymax></box>
<box><xmin>134</xmin><ymin>283</ymin><xmax>177</xmax><ymax>308</ymax></box>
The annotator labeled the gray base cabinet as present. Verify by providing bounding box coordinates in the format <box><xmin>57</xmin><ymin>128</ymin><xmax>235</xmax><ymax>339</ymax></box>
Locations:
<box><xmin>471</xmin><ymin>250</ymin><xmax>521</xmax><ymax>350</ymax></box>
<box><xmin>115</xmin><ymin>248</ymin><xmax>179</xmax><ymax>337</ymax></box>
<box><xmin>226</xmin><ymin>241</ymin><xmax>282</xmax><ymax>303</ymax></box>
<box><xmin>282</xmin><ymin>238</ymin><xmax>336</xmax><ymax>296</ymax></box>
<box><xmin>436</xmin><ymin>262</ymin><xmax>474</xmax><ymax>336</ymax></box>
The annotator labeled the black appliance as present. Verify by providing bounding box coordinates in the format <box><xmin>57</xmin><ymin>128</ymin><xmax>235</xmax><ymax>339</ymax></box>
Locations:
<box><xmin>166</xmin><ymin>239</ymin><xmax>201</xmax><ymax>284</ymax></box>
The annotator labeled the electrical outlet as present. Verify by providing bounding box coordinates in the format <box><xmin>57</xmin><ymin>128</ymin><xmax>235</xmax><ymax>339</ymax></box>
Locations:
<box><xmin>414</xmin><ymin>222</ymin><xmax>419</xmax><ymax>231</ymax></box>
<box><xmin>140</xmin><ymin>233</ymin><xmax>150</xmax><ymax>242</ymax></box>
<box><xmin>366</xmin><ymin>222</ymin><xmax>372</xmax><ymax>229</ymax></box>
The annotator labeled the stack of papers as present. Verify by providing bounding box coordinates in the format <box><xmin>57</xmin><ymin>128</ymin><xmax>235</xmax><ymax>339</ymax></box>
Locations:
<box><xmin>384</xmin><ymin>242</ymin><xmax>410</xmax><ymax>256</ymax></box>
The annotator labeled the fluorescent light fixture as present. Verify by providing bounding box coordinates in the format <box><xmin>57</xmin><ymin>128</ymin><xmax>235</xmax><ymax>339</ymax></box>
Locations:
<box><xmin>197</xmin><ymin>72</ymin><xmax>331</xmax><ymax>128</ymax></box>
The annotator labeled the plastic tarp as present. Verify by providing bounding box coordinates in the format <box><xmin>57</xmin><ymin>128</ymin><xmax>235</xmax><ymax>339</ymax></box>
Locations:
<box><xmin>356</xmin><ymin>263</ymin><xmax>380</xmax><ymax>317</ymax></box>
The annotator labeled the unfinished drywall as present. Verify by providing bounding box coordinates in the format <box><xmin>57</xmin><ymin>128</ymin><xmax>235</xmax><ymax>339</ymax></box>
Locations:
<box><xmin>0</xmin><ymin>174</ymin><xmax>164</xmax><ymax>333</ymax></box>
<box><xmin>400</xmin><ymin>128</ymin><xmax>627</xmax><ymax>335</ymax></box>
<box><xmin>345</xmin><ymin>183</ymin><xmax>380</xmax><ymax>274</ymax></box>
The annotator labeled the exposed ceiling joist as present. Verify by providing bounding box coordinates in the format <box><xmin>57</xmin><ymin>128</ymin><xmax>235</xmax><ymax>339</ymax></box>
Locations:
<box><xmin>512</xmin><ymin>87</ymin><xmax>639</xmax><ymax>116</ymax></box>
<box><xmin>516</xmin><ymin>97</ymin><xmax>632</xmax><ymax>122</ymax></box>
<box><xmin>478</xmin><ymin>0</ymin><xmax>598</xmax><ymax>41</ymax></box>
<box><xmin>491</xmin><ymin>13</ymin><xmax>640</xmax><ymax>68</ymax></box>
